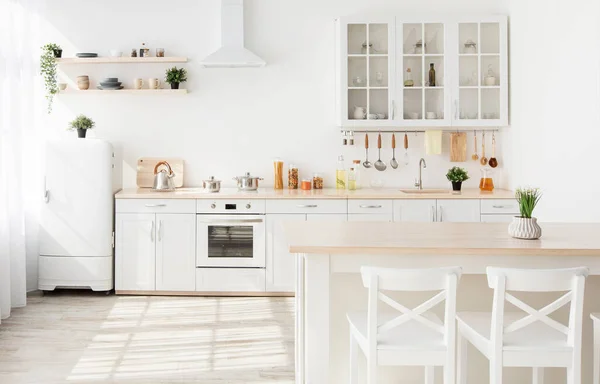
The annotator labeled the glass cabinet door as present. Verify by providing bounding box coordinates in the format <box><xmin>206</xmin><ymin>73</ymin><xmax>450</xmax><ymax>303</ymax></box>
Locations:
<box><xmin>455</xmin><ymin>19</ymin><xmax>507</xmax><ymax>126</ymax></box>
<box><xmin>341</xmin><ymin>18</ymin><xmax>395</xmax><ymax>126</ymax></box>
<box><xmin>399</xmin><ymin>21</ymin><xmax>451</xmax><ymax>126</ymax></box>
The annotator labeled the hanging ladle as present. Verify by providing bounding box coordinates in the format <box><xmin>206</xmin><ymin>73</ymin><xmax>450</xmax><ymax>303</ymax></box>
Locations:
<box><xmin>374</xmin><ymin>132</ymin><xmax>387</xmax><ymax>171</ymax></box>
<box><xmin>390</xmin><ymin>133</ymin><xmax>399</xmax><ymax>169</ymax></box>
<box><xmin>488</xmin><ymin>132</ymin><xmax>498</xmax><ymax>168</ymax></box>
<box><xmin>480</xmin><ymin>131</ymin><xmax>488</xmax><ymax>166</ymax></box>
<box><xmin>363</xmin><ymin>134</ymin><xmax>372</xmax><ymax>169</ymax></box>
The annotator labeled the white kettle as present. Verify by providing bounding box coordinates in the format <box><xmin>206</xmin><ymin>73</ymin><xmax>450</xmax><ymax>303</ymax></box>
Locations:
<box><xmin>152</xmin><ymin>161</ymin><xmax>176</xmax><ymax>191</ymax></box>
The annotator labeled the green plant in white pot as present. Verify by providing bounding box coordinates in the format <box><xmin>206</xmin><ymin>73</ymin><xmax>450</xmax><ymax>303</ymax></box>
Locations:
<box><xmin>508</xmin><ymin>188</ymin><xmax>542</xmax><ymax>239</ymax></box>
<box><xmin>68</xmin><ymin>114</ymin><xmax>95</xmax><ymax>138</ymax></box>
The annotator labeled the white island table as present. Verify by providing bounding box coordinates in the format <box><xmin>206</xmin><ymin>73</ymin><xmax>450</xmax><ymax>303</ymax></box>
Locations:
<box><xmin>285</xmin><ymin>222</ymin><xmax>600</xmax><ymax>384</ymax></box>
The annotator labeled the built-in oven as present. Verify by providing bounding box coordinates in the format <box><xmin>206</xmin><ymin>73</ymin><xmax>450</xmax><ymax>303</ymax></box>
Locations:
<box><xmin>196</xmin><ymin>199</ymin><xmax>266</xmax><ymax>268</ymax></box>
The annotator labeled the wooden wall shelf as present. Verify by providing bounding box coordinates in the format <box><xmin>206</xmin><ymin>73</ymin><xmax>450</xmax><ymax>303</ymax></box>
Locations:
<box><xmin>59</xmin><ymin>89</ymin><xmax>188</xmax><ymax>94</ymax></box>
<box><xmin>56</xmin><ymin>57</ymin><xmax>188</xmax><ymax>64</ymax></box>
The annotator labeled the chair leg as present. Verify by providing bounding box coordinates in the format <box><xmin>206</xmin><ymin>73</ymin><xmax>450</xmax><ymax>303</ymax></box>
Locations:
<box><xmin>425</xmin><ymin>366</ymin><xmax>434</xmax><ymax>384</ymax></box>
<box><xmin>533</xmin><ymin>367</ymin><xmax>544</xmax><ymax>384</ymax></box>
<box><xmin>594</xmin><ymin>323</ymin><xmax>600</xmax><ymax>384</ymax></box>
<box><xmin>457</xmin><ymin>333</ymin><xmax>467</xmax><ymax>384</ymax></box>
<box><xmin>490</xmin><ymin>358</ymin><xmax>502</xmax><ymax>384</ymax></box>
<box><xmin>349</xmin><ymin>332</ymin><xmax>358</xmax><ymax>384</ymax></box>
<box><xmin>366</xmin><ymin>357</ymin><xmax>377</xmax><ymax>384</ymax></box>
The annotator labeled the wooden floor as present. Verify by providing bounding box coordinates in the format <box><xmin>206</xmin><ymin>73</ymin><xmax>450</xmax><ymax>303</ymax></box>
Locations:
<box><xmin>0</xmin><ymin>291</ymin><xmax>295</xmax><ymax>384</ymax></box>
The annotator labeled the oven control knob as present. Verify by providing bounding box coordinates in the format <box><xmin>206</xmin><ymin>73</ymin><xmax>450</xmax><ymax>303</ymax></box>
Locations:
<box><xmin>246</xmin><ymin>204</ymin><xmax>251</xmax><ymax>209</ymax></box>
<box><xmin>210</xmin><ymin>203</ymin><xmax>216</xmax><ymax>209</ymax></box>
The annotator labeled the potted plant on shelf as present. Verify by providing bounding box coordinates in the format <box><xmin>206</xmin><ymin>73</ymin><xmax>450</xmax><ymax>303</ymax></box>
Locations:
<box><xmin>68</xmin><ymin>114</ymin><xmax>95</xmax><ymax>138</ymax></box>
<box><xmin>165</xmin><ymin>66</ymin><xmax>187</xmax><ymax>89</ymax></box>
<box><xmin>446</xmin><ymin>166</ymin><xmax>469</xmax><ymax>193</ymax></box>
<box><xmin>508</xmin><ymin>188</ymin><xmax>542</xmax><ymax>240</ymax></box>
<box><xmin>40</xmin><ymin>43</ymin><xmax>62</xmax><ymax>113</ymax></box>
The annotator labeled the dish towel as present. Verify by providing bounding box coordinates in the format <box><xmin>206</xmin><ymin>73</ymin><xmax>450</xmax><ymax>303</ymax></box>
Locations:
<box><xmin>425</xmin><ymin>130</ymin><xmax>443</xmax><ymax>155</ymax></box>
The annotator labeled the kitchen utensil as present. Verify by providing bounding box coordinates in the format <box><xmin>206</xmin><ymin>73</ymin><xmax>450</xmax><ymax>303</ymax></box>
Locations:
<box><xmin>426</xmin><ymin>112</ymin><xmax>437</xmax><ymax>119</ymax></box>
<box><xmin>152</xmin><ymin>161</ymin><xmax>176</xmax><ymax>191</ymax></box>
<box><xmin>134</xmin><ymin>78</ymin><xmax>144</xmax><ymax>89</ymax></box>
<box><xmin>148</xmin><ymin>78</ymin><xmax>161</xmax><ymax>89</ymax></box>
<box><xmin>484</xmin><ymin>64</ymin><xmax>496</xmax><ymax>86</ymax></box>
<box><xmin>376</xmin><ymin>113</ymin><xmax>386</xmax><ymax>119</ymax></box>
<box><xmin>488</xmin><ymin>132</ymin><xmax>498</xmax><ymax>168</ymax></box>
<box><xmin>97</xmin><ymin>85</ymin><xmax>124</xmax><ymax>90</ymax></box>
<box><xmin>363</xmin><ymin>134</ymin><xmax>372</xmax><ymax>168</ymax></box>
<box><xmin>464</xmin><ymin>39</ymin><xmax>477</xmax><ymax>54</ymax></box>
<box><xmin>352</xmin><ymin>76</ymin><xmax>365</xmax><ymax>87</ymax></box>
<box><xmin>75</xmin><ymin>53</ymin><xmax>98</xmax><ymax>58</ymax></box>
<box><xmin>471</xmin><ymin>131</ymin><xmax>479</xmax><ymax>161</ymax></box>
<box><xmin>374</xmin><ymin>133</ymin><xmax>387</xmax><ymax>171</ymax></box>
<box><xmin>403</xmin><ymin>132</ymin><xmax>409</xmax><ymax>165</ymax></box>
<box><xmin>202</xmin><ymin>176</ymin><xmax>221</xmax><ymax>193</ymax></box>
<box><xmin>58</xmin><ymin>83</ymin><xmax>67</xmax><ymax>91</ymax></box>
<box><xmin>450</xmin><ymin>132</ymin><xmax>467</xmax><ymax>162</ymax></box>
<box><xmin>137</xmin><ymin>158</ymin><xmax>184</xmax><ymax>188</ymax></box>
<box><xmin>480</xmin><ymin>131</ymin><xmax>488</xmax><ymax>166</ymax></box>
<box><xmin>409</xmin><ymin>112</ymin><xmax>419</xmax><ymax>120</ymax></box>
<box><xmin>479</xmin><ymin>168</ymin><xmax>495</xmax><ymax>191</ymax></box>
<box><xmin>367</xmin><ymin>113</ymin><xmax>378</xmax><ymax>120</ymax></box>
<box><xmin>390</xmin><ymin>133</ymin><xmax>399</xmax><ymax>169</ymax></box>
<box><xmin>353</xmin><ymin>106</ymin><xmax>366</xmax><ymax>120</ymax></box>
<box><xmin>109</xmin><ymin>50</ymin><xmax>122</xmax><ymax>57</ymax></box>
<box><xmin>156</xmin><ymin>48</ymin><xmax>165</xmax><ymax>57</ymax></box>
<box><xmin>233</xmin><ymin>172</ymin><xmax>263</xmax><ymax>191</ymax></box>
<box><xmin>100</xmin><ymin>81</ymin><xmax>122</xmax><ymax>87</ymax></box>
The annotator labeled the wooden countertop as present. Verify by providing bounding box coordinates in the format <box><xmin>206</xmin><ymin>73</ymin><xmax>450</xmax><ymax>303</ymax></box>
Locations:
<box><xmin>115</xmin><ymin>187</ymin><xmax>515</xmax><ymax>200</ymax></box>
<box><xmin>284</xmin><ymin>222</ymin><xmax>600</xmax><ymax>256</ymax></box>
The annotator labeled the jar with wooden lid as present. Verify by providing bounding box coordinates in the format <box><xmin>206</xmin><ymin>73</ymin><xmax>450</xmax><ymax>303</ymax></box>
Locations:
<box><xmin>288</xmin><ymin>164</ymin><xmax>299</xmax><ymax>189</ymax></box>
<box><xmin>312</xmin><ymin>173</ymin><xmax>323</xmax><ymax>189</ymax></box>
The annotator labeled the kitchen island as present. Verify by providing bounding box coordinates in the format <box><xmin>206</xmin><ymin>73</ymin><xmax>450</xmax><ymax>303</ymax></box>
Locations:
<box><xmin>285</xmin><ymin>221</ymin><xmax>600</xmax><ymax>384</ymax></box>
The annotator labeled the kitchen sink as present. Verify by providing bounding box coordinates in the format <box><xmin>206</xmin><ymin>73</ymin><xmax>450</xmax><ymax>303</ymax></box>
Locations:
<box><xmin>399</xmin><ymin>189</ymin><xmax>450</xmax><ymax>194</ymax></box>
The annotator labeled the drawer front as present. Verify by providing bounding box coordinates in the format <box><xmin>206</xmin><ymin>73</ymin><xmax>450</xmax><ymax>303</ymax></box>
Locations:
<box><xmin>348</xmin><ymin>199</ymin><xmax>393</xmax><ymax>215</ymax></box>
<box><xmin>116</xmin><ymin>199</ymin><xmax>196</xmax><ymax>214</ymax></box>
<box><xmin>266</xmin><ymin>199</ymin><xmax>347</xmax><ymax>214</ymax></box>
<box><xmin>195</xmin><ymin>268</ymin><xmax>266</xmax><ymax>292</ymax></box>
<box><xmin>481</xmin><ymin>199</ymin><xmax>519</xmax><ymax>214</ymax></box>
<box><xmin>481</xmin><ymin>214</ymin><xmax>515</xmax><ymax>223</ymax></box>
<box><xmin>196</xmin><ymin>199</ymin><xmax>266</xmax><ymax>214</ymax></box>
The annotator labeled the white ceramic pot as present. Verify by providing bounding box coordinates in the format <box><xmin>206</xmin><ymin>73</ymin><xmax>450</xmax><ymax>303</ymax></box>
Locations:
<box><xmin>508</xmin><ymin>217</ymin><xmax>542</xmax><ymax>240</ymax></box>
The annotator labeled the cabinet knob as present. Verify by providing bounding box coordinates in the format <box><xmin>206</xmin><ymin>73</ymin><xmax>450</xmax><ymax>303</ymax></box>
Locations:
<box><xmin>246</xmin><ymin>204</ymin><xmax>251</xmax><ymax>209</ymax></box>
<box><xmin>210</xmin><ymin>203</ymin><xmax>216</xmax><ymax>209</ymax></box>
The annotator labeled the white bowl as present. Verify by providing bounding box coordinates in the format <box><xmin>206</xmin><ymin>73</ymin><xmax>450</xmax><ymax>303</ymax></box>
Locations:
<box><xmin>109</xmin><ymin>50</ymin><xmax>122</xmax><ymax>57</ymax></box>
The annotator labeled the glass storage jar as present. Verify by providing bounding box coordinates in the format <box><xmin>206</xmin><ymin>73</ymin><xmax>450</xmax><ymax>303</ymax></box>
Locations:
<box><xmin>288</xmin><ymin>164</ymin><xmax>299</xmax><ymax>189</ymax></box>
<box><xmin>312</xmin><ymin>173</ymin><xmax>323</xmax><ymax>189</ymax></box>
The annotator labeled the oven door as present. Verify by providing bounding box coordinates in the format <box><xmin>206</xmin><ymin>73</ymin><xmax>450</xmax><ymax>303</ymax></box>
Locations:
<box><xmin>196</xmin><ymin>214</ymin><xmax>266</xmax><ymax>268</ymax></box>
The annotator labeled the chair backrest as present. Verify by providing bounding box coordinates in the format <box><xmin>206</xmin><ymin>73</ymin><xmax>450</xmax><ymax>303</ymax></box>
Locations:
<box><xmin>360</xmin><ymin>266</ymin><xmax>462</xmax><ymax>353</ymax></box>
<box><xmin>486</xmin><ymin>266</ymin><xmax>589</xmax><ymax>349</ymax></box>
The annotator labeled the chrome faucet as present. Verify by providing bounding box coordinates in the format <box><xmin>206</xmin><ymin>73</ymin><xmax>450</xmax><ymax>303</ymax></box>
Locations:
<box><xmin>414</xmin><ymin>158</ymin><xmax>427</xmax><ymax>190</ymax></box>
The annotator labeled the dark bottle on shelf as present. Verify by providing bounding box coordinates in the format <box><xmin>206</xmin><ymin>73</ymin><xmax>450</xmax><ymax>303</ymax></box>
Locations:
<box><xmin>428</xmin><ymin>63</ymin><xmax>436</xmax><ymax>87</ymax></box>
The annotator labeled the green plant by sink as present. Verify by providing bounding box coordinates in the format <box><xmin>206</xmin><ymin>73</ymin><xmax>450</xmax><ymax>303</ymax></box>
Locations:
<box><xmin>446</xmin><ymin>166</ymin><xmax>469</xmax><ymax>192</ymax></box>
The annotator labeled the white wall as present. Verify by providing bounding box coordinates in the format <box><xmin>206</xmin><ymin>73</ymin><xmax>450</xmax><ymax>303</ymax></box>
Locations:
<box><xmin>41</xmin><ymin>0</ymin><xmax>508</xmax><ymax>192</ymax></box>
<box><xmin>506</xmin><ymin>0</ymin><xmax>600</xmax><ymax>221</ymax></box>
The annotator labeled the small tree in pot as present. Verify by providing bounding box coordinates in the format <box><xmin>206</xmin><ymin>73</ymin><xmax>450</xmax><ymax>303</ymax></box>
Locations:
<box><xmin>509</xmin><ymin>188</ymin><xmax>543</xmax><ymax>239</ymax></box>
<box><xmin>165</xmin><ymin>66</ymin><xmax>187</xmax><ymax>89</ymax></box>
<box><xmin>446</xmin><ymin>166</ymin><xmax>469</xmax><ymax>192</ymax></box>
<box><xmin>68</xmin><ymin>114</ymin><xmax>95</xmax><ymax>138</ymax></box>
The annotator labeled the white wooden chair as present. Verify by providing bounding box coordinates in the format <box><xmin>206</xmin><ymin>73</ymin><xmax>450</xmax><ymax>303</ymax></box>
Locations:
<box><xmin>347</xmin><ymin>266</ymin><xmax>462</xmax><ymax>384</ymax></box>
<box><xmin>456</xmin><ymin>267</ymin><xmax>589</xmax><ymax>384</ymax></box>
<box><xmin>592</xmin><ymin>313</ymin><xmax>600</xmax><ymax>384</ymax></box>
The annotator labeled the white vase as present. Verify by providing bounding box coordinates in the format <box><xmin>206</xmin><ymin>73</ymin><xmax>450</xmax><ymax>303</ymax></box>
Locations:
<box><xmin>508</xmin><ymin>217</ymin><xmax>542</xmax><ymax>240</ymax></box>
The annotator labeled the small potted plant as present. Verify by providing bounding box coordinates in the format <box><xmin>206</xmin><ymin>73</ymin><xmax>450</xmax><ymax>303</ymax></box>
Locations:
<box><xmin>68</xmin><ymin>114</ymin><xmax>95</xmax><ymax>138</ymax></box>
<box><xmin>508</xmin><ymin>188</ymin><xmax>542</xmax><ymax>240</ymax></box>
<box><xmin>40</xmin><ymin>43</ymin><xmax>62</xmax><ymax>113</ymax></box>
<box><xmin>446</xmin><ymin>166</ymin><xmax>469</xmax><ymax>193</ymax></box>
<box><xmin>165</xmin><ymin>66</ymin><xmax>187</xmax><ymax>89</ymax></box>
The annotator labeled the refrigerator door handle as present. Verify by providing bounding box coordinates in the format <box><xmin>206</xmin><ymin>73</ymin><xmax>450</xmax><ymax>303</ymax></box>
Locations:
<box><xmin>44</xmin><ymin>189</ymin><xmax>50</xmax><ymax>203</ymax></box>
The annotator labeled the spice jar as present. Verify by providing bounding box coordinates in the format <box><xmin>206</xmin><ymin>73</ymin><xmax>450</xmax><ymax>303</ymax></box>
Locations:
<box><xmin>273</xmin><ymin>158</ymin><xmax>284</xmax><ymax>190</ymax></box>
<box><xmin>301</xmin><ymin>179</ymin><xmax>312</xmax><ymax>190</ymax></box>
<box><xmin>288</xmin><ymin>164</ymin><xmax>299</xmax><ymax>189</ymax></box>
<box><xmin>312</xmin><ymin>173</ymin><xmax>323</xmax><ymax>189</ymax></box>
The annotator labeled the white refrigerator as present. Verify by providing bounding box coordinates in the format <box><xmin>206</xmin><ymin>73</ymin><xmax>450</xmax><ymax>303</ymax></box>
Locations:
<box><xmin>39</xmin><ymin>139</ymin><xmax>116</xmax><ymax>291</ymax></box>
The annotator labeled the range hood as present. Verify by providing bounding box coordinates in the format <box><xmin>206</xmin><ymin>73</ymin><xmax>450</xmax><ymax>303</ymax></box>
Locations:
<box><xmin>200</xmin><ymin>0</ymin><xmax>266</xmax><ymax>68</ymax></box>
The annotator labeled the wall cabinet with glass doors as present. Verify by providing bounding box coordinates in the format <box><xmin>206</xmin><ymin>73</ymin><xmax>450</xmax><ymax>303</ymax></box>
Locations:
<box><xmin>336</xmin><ymin>15</ymin><xmax>507</xmax><ymax>128</ymax></box>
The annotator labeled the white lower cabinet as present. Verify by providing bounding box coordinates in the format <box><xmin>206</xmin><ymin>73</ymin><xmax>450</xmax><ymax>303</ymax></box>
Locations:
<box><xmin>196</xmin><ymin>268</ymin><xmax>266</xmax><ymax>292</ymax></box>
<box><xmin>155</xmin><ymin>214</ymin><xmax>196</xmax><ymax>291</ymax></box>
<box><xmin>306</xmin><ymin>213</ymin><xmax>348</xmax><ymax>222</ymax></box>
<box><xmin>436</xmin><ymin>200</ymin><xmax>480</xmax><ymax>222</ymax></box>
<box><xmin>393</xmin><ymin>199</ymin><xmax>436</xmax><ymax>222</ymax></box>
<box><xmin>481</xmin><ymin>214</ymin><xmax>514</xmax><ymax>223</ymax></box>
<box><xmin>348</xmin><ymin>213</ymin><xmax>392</xmax><ymax>222</ymax></box>
<box><xmin>116</xmin><ymin>213</ymin><xmax>156</xmax><ymax>291</ymax></box>
<box><xmin>266</xmin><ymin>214</ymin><xmax>305</xmax><ymax>293</ymax></box>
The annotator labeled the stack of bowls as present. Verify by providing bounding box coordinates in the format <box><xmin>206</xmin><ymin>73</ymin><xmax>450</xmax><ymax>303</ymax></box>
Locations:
<box><xmin>77</xmin><ymin>75</ymin><xmax>90</xmax><ymax>90</ymax></box>
<box><xmin>97</xmin><ymin>78</ymin><xmax>123</xmax><ymax>90</ymax></box>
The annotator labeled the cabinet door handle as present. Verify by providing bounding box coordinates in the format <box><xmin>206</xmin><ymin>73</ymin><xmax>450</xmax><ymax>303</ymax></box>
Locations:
<box><xmin>431</xmin><ymin>206</ymin><xmax>435</xmax><ymax>222</ymax></box>
<box><xmin>150</xmin><ymin>221</ymin><xmax>155</xmax><ymax>242</ymax></box>
<box><xmin>145</xmin><ymin>203</ymin><xmax>167</xmax><ymax>207</ymax></box>
<box><xmin>157</xmin><ymin>220</ymin><xmax>162</xmax><ymax>241</ymax></box>
<box><xmin>454</xmin><ymin>100</ymin><xmax>458</xmax><ymax>120</ymax></box>
<box><xmin>439</xmin><ymin>206</ymin><xmax>443</xmax><ymax>222</ymax></box>
<box><xmin>359</xmin><ymin>205</ymin><xmax>383</xmax><ymax>209</ymax></box>
<box><xmin>44</xmin><ymin>190</ymin><xmax>50</xmax><ymax>203</ymax></box>
<box><xmin>297</xmin><ymin>204</ymin><xmax>318</xmax><ymax>208</ymax></box>
<box><xmin>492</xmin><ymin>205</ymin><xmax>509</xmax><ymax>209</ymax></box>
<box><xmin>391</xmin><ymin>100</ymin><xmax>395</xmax><ymax>120</ymax></box>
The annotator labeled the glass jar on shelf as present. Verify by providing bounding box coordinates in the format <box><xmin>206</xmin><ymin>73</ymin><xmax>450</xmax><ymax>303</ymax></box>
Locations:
<box><xmin>312</xmin><ymin>173</ymin><xmax>323</xmax><ymax>189</ymax></box>
<box><xmin>288</xmin><ymin>164</ymin><xmax>299</xmax><ymax>189</ymax></box>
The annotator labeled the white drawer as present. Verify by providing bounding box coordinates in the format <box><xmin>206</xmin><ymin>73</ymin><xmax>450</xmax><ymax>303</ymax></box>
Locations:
<box><xmin>481</xmin><ymin>214</ymin><xmax>515</xmax><ymax>223</ymax></box>
<box><xmin>266</xmin><ymin>199</ymin><xmax>347</xmax><ymax>214</ymax></box>
<box><xmin>481</xmin><ymin>199</ymin><xmax>519</xmax><ymax>214</ymax></box>
<box><xmin>196</xmin><ymin>199</ymin><xmax>266</xmax><ymax>214</ymax></box>
<box><xmin>348</xmin><ymin>199</ymin><xmax>393</xmax><ymax>215</ymax></box>
<box><xmin>195</xmin><ymin>268</ymin><xmax>265</xmax><ymax>292</ymax></box>
<box><xmin>116</xmin><ymin>199</ymin><xmax>196</xmax><ymax>214</ymax></box>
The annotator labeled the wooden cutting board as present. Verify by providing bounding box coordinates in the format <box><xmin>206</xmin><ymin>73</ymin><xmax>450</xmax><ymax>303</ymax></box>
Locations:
<box><xmin>136</xmin><ymin>158</ymin><xmax>184</xmax><ymax>188</ymax></box>
<box><xmin>449</xmin><ymin>132</ymin><xmax>467</xmax><ymax>162</ymax></box>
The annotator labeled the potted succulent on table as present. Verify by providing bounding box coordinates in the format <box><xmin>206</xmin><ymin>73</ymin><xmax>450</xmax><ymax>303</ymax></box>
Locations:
<box><xmin>165</xmin><ymin>66</ymin><xmax>187</xmax><ymax>89</ymax></box>
<box><xmin>446</xmin><ymin>166</ymin><xmax>469</xmax><ymax>193</ymax></box>
<box><xmin>68</xmin><ymin>114</ymin><xmax>95</xmax><ymax>138</ymax></box>
<box><xmin>508</xmin><ymin>188</ymin><xmax>542</xmax><ymax>240</ymax></box>
<box><xmin>40</xmin><ymin>43</ymin><xmax>62</xmax><ymax>113</ymax></box>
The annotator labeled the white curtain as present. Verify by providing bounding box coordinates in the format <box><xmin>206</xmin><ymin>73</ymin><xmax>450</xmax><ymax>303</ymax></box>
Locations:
<box><xmin>0</xmin><ymin>0</ymin><xmax>44</xmax><ymax>321</ymax></box>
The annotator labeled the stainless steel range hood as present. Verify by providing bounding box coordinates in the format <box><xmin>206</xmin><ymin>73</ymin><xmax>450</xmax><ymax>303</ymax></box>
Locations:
<box><xmin>200</xmin><ymin>0</ymin><xmax>266</xmax><ymax>68</ymax></box>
